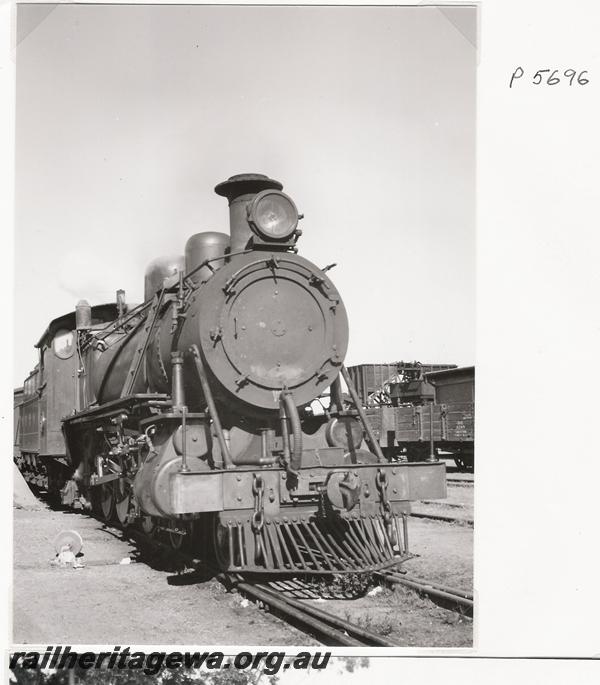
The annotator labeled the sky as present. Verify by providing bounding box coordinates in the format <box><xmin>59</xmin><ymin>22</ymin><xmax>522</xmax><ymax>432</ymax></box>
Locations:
<box><xmin>14</xmin><ymin>4</ymin><xmax>475</xmax><ymax>385</ymax></box>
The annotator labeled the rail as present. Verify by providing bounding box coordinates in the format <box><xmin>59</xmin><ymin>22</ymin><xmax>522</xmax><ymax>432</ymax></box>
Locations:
<box><xmin>377</xmin><ymin>570</ymin><xmax>473</xmax><ymax>617</ymax></box>
<box><xmin>233</xmin><ymin>580</ymin><xmax>398</xmax><ymax>647</ymax></box>
<box><xmin>410</xmin><ymin>511</ymin><xmax>474</xmax><ymax>526</ymax></box>
<box><xmin>31</xmin><ymin>487</ymin><xmax>465</xmax><ymax>645</ymax></box>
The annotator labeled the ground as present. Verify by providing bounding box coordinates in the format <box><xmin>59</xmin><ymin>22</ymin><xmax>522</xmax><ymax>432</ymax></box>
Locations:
<box><xmin>309</xmin><ymin>509</ymin><xmax>473</xmax><ymax>648</ymax></box>
<box><xmin>13</xmin><ymin>505</ymin><xmax>310</xmax><ymax>645</ymax></box>
<box><xmin>13</xmin><ymin>475</ymin><xmax>473</xmax><ymax>647</ymax></box>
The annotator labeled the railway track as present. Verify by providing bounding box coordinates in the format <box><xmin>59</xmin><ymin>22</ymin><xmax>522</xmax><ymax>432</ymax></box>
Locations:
<box><xmin>55</xmin><ymin>518</ymin><xmax>474</xmax><ymax>626</ymax></box>
<box><xmin>410</xmin><ymin>511</ymin><xmax>473</xmax><ymax>526</ymax></box>
<box><xmin>127</xmin><ymin>526</ymin><xmax>470</xmax><ymax>643</ymax></box>
<box><xmin>446</xmin><ymin>477</ymin><xmax>474</xmax><ymax>486</ymax></box>
<box><xmin>377</xmin><ymin>570</ymin><xmax>473</xmax><ymax>617</ymax></box>
<box><xmin>104</xmin><ymin>525</ymin><xmax>400</xmax><ymax>646</ymax></box>
<box><xmin>412</xmin><ymin>478</ymin><xmax>473</xmax><ymax>525</ymax></box>
<box><xmin>39</xmin><ymin>491</ymin><xmax>469</xmax><ymax>646</ymax></box>
<box><xmin>233</xmin><ymin>579</ymin><xmax>398</xmax><ymax>646</ymax></box>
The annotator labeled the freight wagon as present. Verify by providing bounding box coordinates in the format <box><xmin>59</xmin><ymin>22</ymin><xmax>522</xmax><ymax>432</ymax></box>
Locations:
<box><xmin>347</xmin><ymin>362</ymin><xmax>456</xmax><ymax>407</ymax></box>
<box><xmin>349</xmin><ymin>363</ymin><xmax>474</xmax><ymax>471</ymax></box>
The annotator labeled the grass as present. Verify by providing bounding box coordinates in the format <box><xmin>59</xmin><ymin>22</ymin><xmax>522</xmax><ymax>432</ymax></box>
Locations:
<box><xmin>344</xmin><ymin>609</ymin><xmax>395</xmax><ymax>636</ymax></box>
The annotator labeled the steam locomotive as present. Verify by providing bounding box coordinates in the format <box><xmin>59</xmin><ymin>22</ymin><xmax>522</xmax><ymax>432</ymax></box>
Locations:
<box><xmin>14</xmin><ymin>173</ymin><xmax>446</xmax><ymax>575</ymax></box>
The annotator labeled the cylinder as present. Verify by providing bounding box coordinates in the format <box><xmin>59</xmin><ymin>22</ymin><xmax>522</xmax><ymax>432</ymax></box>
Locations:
<box><xmin>185</xmin><ymin>231</ymin><xmax>230</xmax><ymax>283</ymax></box>
<box><xmin>133</xmin><ymin>422</ymin><xmax>211</xmax><ymax>517</ymax></box>
<box><xmin>214</xmin><ymin>173</ymin><xmax>283</xmax><ymax>253</ymax></box>
<box><xmin>144</xmin><ymin>255</ymin><xmax>184</xmax><ymax>301</ymax></box>
<box><xmin>75</xmin><ymin>299</ymin><xmax>92</xmax><ymax>330</ymax></box>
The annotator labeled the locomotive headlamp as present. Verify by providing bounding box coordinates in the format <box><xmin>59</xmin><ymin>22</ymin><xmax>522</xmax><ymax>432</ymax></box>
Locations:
<box><xmin>247</xmin><ymin>190</ymin><xmax>299</xmax><ymax>241</ymax></box>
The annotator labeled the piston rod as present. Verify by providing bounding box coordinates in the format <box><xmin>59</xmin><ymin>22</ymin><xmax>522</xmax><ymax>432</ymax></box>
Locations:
<box><xmin>340</xmin><ymin>366</ymin><xmax>386</xmax><ymax>463</ymax></box>
<box><xmin>189</xmin><ymin>345</ymin><xmax>234</xmax><ymax>469</ymax></box>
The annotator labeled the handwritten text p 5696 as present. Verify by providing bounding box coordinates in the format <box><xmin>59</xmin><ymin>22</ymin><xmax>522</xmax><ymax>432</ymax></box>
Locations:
<box><xmin>509</xmin><ymin>67</ymin><xmax>589</xmax><ymax>88</ymax></box>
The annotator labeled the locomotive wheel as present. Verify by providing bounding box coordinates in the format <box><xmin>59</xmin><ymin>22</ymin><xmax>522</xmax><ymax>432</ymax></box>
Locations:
<box><xmin>100</xmin><ymin>483</ymin><xmax>116</xmax><ymax>521</ymax></box>
<box><xmin>141</xmin><ymin>515</ymin><xmax>156</xmax><ymax>537</ymax></box>
<box><xmin>169</xmin><ymin>531</ymin><xmax>184</xmax><ymax>550</ymax></box>
<box><xmin>212</xmin><ymin>518</ymin><xmax>231</xmax><ymax>570</ymax></box>
<box><xmin>114</xmin><ymin>478</ymin><xmax>133</xmax><ymax>527</ymax></box>
<box><xmin>168</xmin><ymin>522</ymin><xmax>187</xmax><ymax>551</ymax></box>
<box><xmin>90</xmin><ymin>487</ymin><xmax>103</xmax><ymax>518</ymax></box>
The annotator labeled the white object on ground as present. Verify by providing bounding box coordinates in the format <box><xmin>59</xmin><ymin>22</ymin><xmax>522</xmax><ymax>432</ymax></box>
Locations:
<box><xmin>367</xmin><ymin>586</ymin><xmax>383</xmax><ymax>597</ymax></box>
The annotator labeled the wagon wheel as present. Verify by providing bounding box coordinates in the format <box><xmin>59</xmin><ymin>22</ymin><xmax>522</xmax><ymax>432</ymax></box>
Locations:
<box><xmin>44</xmin><ymin>461</ymin><xmax>64</xmax><ymax>503</ymax></box>
<box><xmin>454</xmin><ymin>452</ymin><xmax>474</xmax><ymax>473</ymax></box>
<box><xmin>99</xmin><ymin>482</ymin><xmax>116</xmax><ymax>521</ymax></box>
<box><xmin>454</xmin><ymin>457</ymin><xmax>466</xmax><ymax>471</ymax></box>
<box><xmin>462</xmin><ymin>452</ymin><xmax>475</xmax><ymax>472</ymax></box>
